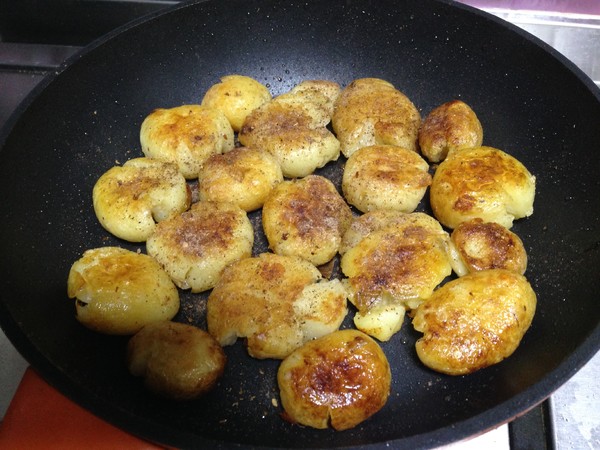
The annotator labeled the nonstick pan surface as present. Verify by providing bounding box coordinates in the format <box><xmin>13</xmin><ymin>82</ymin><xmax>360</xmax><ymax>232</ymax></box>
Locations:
<box><xmin>1</xmin><ymin>0</ymin><xmax>599</xmax><ymax>448</ymax></box>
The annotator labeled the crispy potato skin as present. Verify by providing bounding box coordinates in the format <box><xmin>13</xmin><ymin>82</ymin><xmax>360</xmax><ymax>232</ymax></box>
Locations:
<box><xmin>332</xmin><ymin>78</ymin><xmax>421</xmax><ymax>157</ymax></box>
<box><xmin>277</xmin><ymin>329</ymin><xmax>391</xmax><ymax>431</ymax></box>
<box><xmin>413</xmin><ymin>269</ymin><xmax>536</xmax><ymax>375</ymax></box>
<box><xmin>201</xmin><ymin>75</ymin><xmax>272</xmax><ymax>131</ymax></box>
<box><xmin>451</xmin><ymin>218</ymin><xmax>527</xmax><ymax>275</ymax></box>
<box><xmin>262</xmin><ymin>175</ymin><xmax>353</xmax><ymax>266</ymax></box>
<box><xmin>127</xmin><ymin>321</ymin><xmax>226</xmax><ymax>400</ymax></box>
<box><xmin>92</xmin><ymin>157</ymin><xmax>190</xmax><ymax>242</ymax></box>
<box><xmin>342</xmin><ymin>145</ymin><xmax>431</xmax><ymax>213</ymax></box>
<box><xmin>430</xmin><ymin>146</ymin><xmax>536</xmax><ymax>229</ymax></box>
<box><xmin>140</xmin><ymin>105</ymin><xmax>234</xmax><ymax>179</ymax></box>
<box><xmin>418</xmin><ymin>100</ymin><xmax>483</xmax><ymax>163</ymax></box>
<box><xmin>198</xmin><ymin>146</ymin><xmax>283</xmax><ymax>212</ymax></box>
<box><xmin>146</xmin><ymin>201</ymin><xmax>253</xmax><ymax>293</ymax></box>
<box><xmin>67</xmin><ymin>247</ymin><xmax>179</xmax><ymax>335</ymax></box>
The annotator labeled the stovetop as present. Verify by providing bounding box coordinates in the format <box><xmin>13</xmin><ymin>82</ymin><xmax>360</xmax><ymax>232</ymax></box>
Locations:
<box><xmin>0</xmin><ymin>1</ymin><xmax>598</xmax><ymax>449</ymax></box>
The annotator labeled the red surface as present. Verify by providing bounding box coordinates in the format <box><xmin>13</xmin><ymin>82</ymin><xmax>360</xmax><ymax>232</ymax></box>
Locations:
<box><xmin>0</xmin><ymin>367</ymin><xmax>166</xmax><ymax>450</ymax></box>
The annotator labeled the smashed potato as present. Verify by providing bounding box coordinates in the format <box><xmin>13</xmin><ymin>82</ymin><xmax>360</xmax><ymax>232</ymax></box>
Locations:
<box><xmin>413</xmin><ymin>269</ymin><xmax>536</xmax><ymax>375</ymax></box>
<box><xmin>201</xmin><ymin>74</ymin><xmax>272</xmax><ymax>132</ymax></box>
<box><xmin>146</xmin><ymin>201</ymin><xmax>253</xmax><ymax>293</ymax></box>
<box><xmin>67</xmin><ymin>247</ymin><xmax>179</xmax><ymax>335</ymax></box>
<box><xmin>418</xmin><ymin>100</ymin><xmax>483</xmax><ymax>163</ymax></box>
<box><xmin>430</xmin><ymin>146</ymin><xmax>536</xmax><ymax>229</ymax></box>
<box><xmin>128</xmin><ymin>321</ymin><xmax>226</xmax><ymax>400</ymax></box>
<box><xmin>278</xmin><ymin>329</ymin><xmax>391</xmax><ymax>431</ymax></box>
<box><xmin>332</xmin><ymin>78</ymin><xmax>421</xmax><ymax>157</ymax></box>
<box><xmin>140</xmin><ymin>104</ymin><xmax>234</xmax><ymax>179</ymax></box>
<box><xmin>207</xmin><ymin>253</ymin><xmax>348</xmax><ymax>359</ymax></box>
<box><xmin>342</xmin><ymin>145</ymin><xmax>431</xmax><ymax>213</ymax></box>
<box><xmin>262</xmin><ymin>175</ymin><xmax>353</xmax><ymax>266</ymax></box>
<box><xmin>198</xmin><ymin>146</ymin><xmax>283</xmax><ymax>212</ymax></box>
<box><xmin>450</xmin><ymin>218</ymin><xmax>527</xmax><ymax>276</ymax></box>
<box><xmin>92</xmin><ymin>157</ymin><xmax>190</xmax><ymax>242</ymax></box>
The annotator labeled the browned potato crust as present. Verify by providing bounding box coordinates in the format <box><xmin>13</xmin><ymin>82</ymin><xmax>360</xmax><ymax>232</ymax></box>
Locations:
<box><xmin>127</xmin><ymin>321</ymin><xmax>226</xmax><ymax>400</ymax></box>
<box><xmin>277</xmin><ymin>329</ymin><xmax>391</xmax><ymax>431</ymax></box>
<box><xmin>413</xmin><ymin>269</ymin><xmax>536</xmax><ymax>375</ymax></box>
<box><xmin>418</xmin><ymin>100</ymin><xmax>483</xmax><ymax>163</ymax></box>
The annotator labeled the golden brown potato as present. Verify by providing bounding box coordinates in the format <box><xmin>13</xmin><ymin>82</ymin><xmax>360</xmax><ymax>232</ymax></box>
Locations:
<box><xmin>207</xmin><ymin>253</ymin><xmax>348</xmax><ymax>359</ymax></box>
<box><xmin>67</xmin><ymin>247</ymin><xmax>179</xmax><ymax>335</ymax></box>
<box><xmin>127</xmin><ymin>321</ymin><xmax>226</xmax><ymax>400</ymax></box>
<box><xmin>197</xmin><ymin>146</ymin><xmax>283</xmax><ymax>212</ymax></box>
<box><xmin>277</xmin><ymin>329</ymin><xmax>391</xmax><ymax>431</ymax></box>
<box><xmin>342</xmin><ymin>145</ymin><xmax>431</xmax><ymax>213</ymax></box>
<box><xmin>430</xmin><ymin>146</ymin><xmax>536</xmax><ymax>229</ymax></box>
<box><xmin>418</xmin><ymin>100</ymin><xmax>483</xmax><ymax>163</ymax></box>
<box><xmin>146</xmin><ymin>201</ymin><xmax>253</xmax><ymax>293</ymax></box>
<box><xmin>262</xmin><ymin>175</ymin><xmax>353</xmax><ymax>266</ymax></box>
<box><xmin>201</xmin><ymin>75</ymin><xmax>272</xmax><ymax>132</ymax></box>
<box><xmin>140</xmin><ymin>105</ymin><xmax>234</xmax><ymax>179</ymax></box>
<box><xmin>239</xmin><ymin>81</ymin><xmax>341</xmax><ymax>178</ymax></box>
<box><xmin>412</xmin><ymin>269</ymin><xmax>537</xmax><ymax>375</ymax></box>
<box><xmin>450</xmin><ymin>218</ymin><xmax>527</xmax><ymax>276</ymax></box>
<box><xmin>92</xmin><ymin>157</ymin><xmax>190</xmax><ymax>242</ymax></box>
<box><xmin>332</xmin><ymin>78</ymin><xmax>421</xmax><ymax>157</ymax></box>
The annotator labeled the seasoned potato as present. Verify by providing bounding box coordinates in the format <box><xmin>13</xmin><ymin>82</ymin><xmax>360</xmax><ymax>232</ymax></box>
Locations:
<box><xmin>262</xmin><ymin>175</ymin><xmax>353</xmax><ymax>266</ymax></box>
<box><xmin>146</xmin><ymin>201</ymin><xmax>253</xmax><ymax>293</ymax></box>
<box><xmin>412</xmin><ymin>269</ymin><xmax>536</xmax><ymax>375</ymax></box>
<box><xmin>197</xmin><ymin>146</ymin><xmax>283</xmax><ymax>212</ymax></box>
<box><xmin>332</xmin><ymin>78</ymin><xmax>421</xmax><ymax>157</ymax></box>
<box><xmin>450</xmin><ymin>218</ymin><xmax>527</xmax><ymax>276</ymax></box>
<box><xmin>239</xmin><ymin>80</ymin><xmax>341</xmax><ymax>178</ymax></box>
<box><xmin>92</xmin><ymin>157</ymin><xmax>190</xmax><ymax>242</ymax></box>
<box><xmin>339</xmin><ymin>209</ymin><xmax>409</xmax><ymax>255</ymax></box>
<box><xmin>140</xmin><ymin>105</ymin><xmax>234</xmax><ymax>179</ymax></box>
<box><xmin>418</xmin><ymin>100</ymin><xmax>483</xmax><ymax>163</ymax></box>
<box><xmin>207</xmin><ymin>253</ymin><xmax>348</xmax><ymax>359</ymax></box>
<box><xmin>342</xmin><ymin>145</ymin><xmax>431</xmax><ymax>213</ymax></box>
<box><xmin>127</xmin><ymin>321</ymin><xmax>226</xmax><ymax>400</ymax></box>
<box><xmin>277</xmin><ymin>329</ymin><xmax>391</xmax><ymax>431</ymax></box>
<box><xmin>201</xmin><ymin>75</ymin><xmax>272</xmax><ymax>131</ymax></box>
<box><xmin>430</xmin><ymin>146</ymin><xmax>536</xmax><ymax>229</ymax></box>
<box><xmin>67</xmin><ymin>247</ymin><xmax>179</xmax><ymax>335</ymax></box>
<box><xmin>341</xmin><ymin>212</ymin><xmax>453</xmax><ymax>341</ymax></box>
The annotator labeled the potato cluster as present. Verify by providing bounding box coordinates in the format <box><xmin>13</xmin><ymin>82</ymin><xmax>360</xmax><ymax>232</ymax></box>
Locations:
<box><xmin>68</xmin><ymin>74</ymin><xmax>538</xmax><ymax>431</ymax></box>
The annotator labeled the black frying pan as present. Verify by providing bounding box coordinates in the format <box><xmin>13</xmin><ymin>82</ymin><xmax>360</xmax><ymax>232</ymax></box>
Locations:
<box><xmin>1</xmin><ymin>0</ymin><xmax>599</xmax><ymax>448</ymax></box>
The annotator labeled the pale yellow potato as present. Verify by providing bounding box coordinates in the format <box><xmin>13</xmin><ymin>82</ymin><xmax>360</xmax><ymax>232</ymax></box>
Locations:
<box><xmin>342</xmin><ymin>145</ymin><xmax>431</xmax><ymax>213</ymax></box>
<box><xmin>201</xmin><ymin>75</ymin><xmax>272</xmax><ymax>132</ymax></box>
<box><xmin>140</xmin><ymin>105</ymin><xmax>234</xmax><ymax>179</ymax></box>
<box><xmin>430</xmin><ymin>146</ymin><xmax>536</xmax><ymax>229</ymax></box>
<box><xmin>262</xmin><ymin>175</ymin><xmax>353</xmax><ymax>266</ymax></box>
<box><xmin>92</xmin><ymin>157</ymin><xmax>190</xmax><ymax>243</ymax></box>
<box><xmin>418</xmin><ymin>100</ymin><xmax>483</xmax><ymax>163</ymax></box>
<box><xmin>67</xmin><ymin>247</ymin><xmax>179</xmax><ymax>335</ymax></box>
<box><xmin>128</xmin><ymin>321</ymin><xmax>226</xmax><ymax>400</ymax></box>
<box><xmin>412</xmin><ymin>269</ymin><xmax>537</xmax><ymax>375</ymax></box>
<box><xmin>450</xmin><ymin>218</ymin><xmax>528</xmax><ymax>276</ymax></box>
<box><xmin>207</xmin><ymin>253</ymin><xmax>348</xmax><ymax>359</ymax></box>
<box><xmin>239</xmin><ymin>81</ymin><xmax>341</xmax><ymax>178</ymax></box>
<box><xmin>197</xmin><ymin>146</ymin><xmax>283</xmax><ymax>212</ymax></box>
<box><xmin>339</xmin><ymin>208</ymin><xmax>409</xmax><ymax>255</ymax></box>
<box><xmin>332</xmin><ymin>78</ymin><xmax>421</xmax><ymax>157</ymax></box>
<box><xmin>277</xmin><ymin>329</ymin><xmax>391</xmax><ymax>431</ymax></box>
<box><xmin>146</xmin><ymin>201</ymin><xmax>253</xmax><ymax>293</ymax></box>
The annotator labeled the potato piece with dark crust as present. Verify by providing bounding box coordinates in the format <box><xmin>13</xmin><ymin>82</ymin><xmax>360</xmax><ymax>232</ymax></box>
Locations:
<box><xmin>418</xmin><ymin>100</ymin><xmax>483</xmax><ymax>163</ymax></box>
<box><xmin>127</xmin><ymin>321</ymin><xmax>226</xmax><ymax>400</ymax></box>
<box><xmin>413</xmin><ymin>269</ymin><xmax>536</xmax><ymax>375</ymax></box>
<box><xmin>450</xmin><ymin>218</ymin><xmax>528</xmax><ymax>276</ymax></box>
<box><xmin>277</xmin><ymin>329</ymin><xmax>391</xmax><ymax>431</ymax></box>
<box><xmin>262</xmin><ymin>175</ymin><xmax>353</xmax><ymax>266</ymax></box>
<box><xmin>67</xmin><ymin>247</ymin><xmax>179</xmax><ymax>335</ymax></box>
<box><xmin>332</xmin><ymin>78</ymin><xmax>421</xmax><ymax>157</ymax></box>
